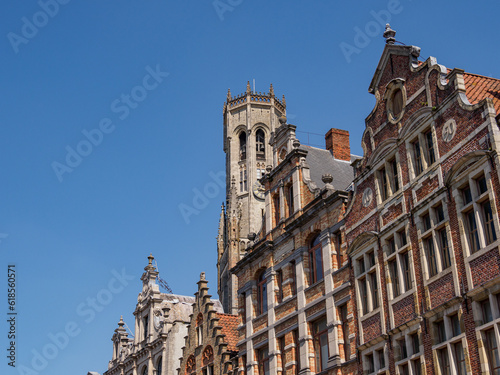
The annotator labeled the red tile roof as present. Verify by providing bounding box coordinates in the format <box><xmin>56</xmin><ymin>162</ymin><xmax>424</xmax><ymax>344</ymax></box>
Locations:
<box><xmin>463</xmin><ymin>72</ymin><xmax>500</xmax><ymax>114</ymax></box>
<box><xmin>216</xmin><ymin>313</ymin><xmax>239</xmax><ymax>352</ymax></box>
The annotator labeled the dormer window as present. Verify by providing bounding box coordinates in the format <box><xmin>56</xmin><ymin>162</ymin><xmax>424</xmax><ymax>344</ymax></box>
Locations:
<box><xmin>256</xmin><ymin>129</ymin><xmax>265</xmax><ymax>159</ymax></box>
<box><xmin>239</xmin><ymin>132</ymin><xmax>247</xmax><ymax>161</ymax></box>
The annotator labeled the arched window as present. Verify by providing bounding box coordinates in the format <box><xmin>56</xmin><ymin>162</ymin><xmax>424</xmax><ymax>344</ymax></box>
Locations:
<box><xmin>202</xmin><ymin>346</ymin><xmax>214</xmax><ymax>375</ymax></box>
<box><xmin>239</xmin><ymin>132</ymin><xmax>247</xmax><ymax>160</ymax></box>
<box><xmin>309</xmin><ymin>235</ymin><xmax>323</xmax><ymax>284</ymax></box>
<box><xmin>186</xmin><ymin>355</ymin><xmax>196</xmax><ymax>375</ymax></box>
<box><xmin>256</xmin><ymin>129</ymin><xmax>265</xmax><ymax>159</ymax></box>
<box><xmin>196</xmin><ymin>313</ymin><xmax>203</xmax><ymax>346</ymax></box>
<box><xmin>142</xmin><ymin>366</ymin><xmax>148</xmax><ymax>375</ymax></box>
<box><xmin>257</xmin><ymin>271</ymin><xmax>268</xmax><ymax>315</ymax></box>
<box><xmin>156</xmin><ymin>356</ymin><xmax>163</xmax><ymax>375</ymax></box>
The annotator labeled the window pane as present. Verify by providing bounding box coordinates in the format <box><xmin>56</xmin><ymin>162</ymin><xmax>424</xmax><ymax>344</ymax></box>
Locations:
<box><xmin>425</xmin><ymin>238</ymin><xmax>437</xmax><ymax>277</ymax></box>
<box><xmin>391</xmin><ymin>159</ymin><xmax>399</xmax><ymax>192</ymax></box>
<box><xmin>466</xmin><ymin>211</ymin><xmax>480</xmax><ymax>253</ymax></box>
<box><xmin>425</xmin><ymin>131</ymin><xmax>435</xmax><ymax>164</ymax></box>
<box><xmin>454</xmin><ymin>342</ymin><xmax>466</xmax><ymax>375</ymax></box>
<box><xmin>482</xmin><ymin>201</ymin><xmax>497</xmax><ymax>245</ymax></box>
<box><xmin>371</xmin><ymin>273</ymin><xmax>379</xmax><ymax>309</ymax></box>
<box><xmin>451</xmin><ymin>314</ymin><xmax>461</xmax><ymax>337</ymax></box>
<box><xmin>402</xmin><ymin>252</ymin><xmax>412</xmax><ymax>292</ymax></box>
<box><xmin>413</xmin><ymin>140</ymin><xmax>423</xmax><ymax>175</ymax></box>
<box><xmin>477</xmin><ymin>175</ymin><xmax>488</xmax><ymax>195</ymax></box>
<box><xmin>439</xmin><ymin>229</ymin><xmax>451</xmax><ymax>269</ymax></box>
<box><xmin>390</xmin><ymin>260</ymin><xmax>400</xmax><ymax>297</ymax></box>
<box><xmin>486</xmin><ymin>329</ymin><xmax>500</xmax><ymax>375</ymax></box>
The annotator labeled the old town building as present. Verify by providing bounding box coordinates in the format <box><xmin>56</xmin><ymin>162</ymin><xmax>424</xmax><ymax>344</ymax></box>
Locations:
<box><xmin>96</xmin><ymin>25</ymin><xmax>500</xmax><ymax>375</ymax></box>
<box><xmin>177</xmin><ymin>273</ymin><xmax>239</xmax><ymax>375</ymax></box>
<box><xmin>219</xmin><ymin>80</ymin><xmax>358</xmax><ymax>375</ymax></box>
<box><xmin>344</xmin><ymin>25</ymin><xmax>500</xmax><ymax>375</ymax></box>
<box><xmin>102</xmin><ymin>255</ymin><xmax>197</xmax><ymax>375</ymax></box>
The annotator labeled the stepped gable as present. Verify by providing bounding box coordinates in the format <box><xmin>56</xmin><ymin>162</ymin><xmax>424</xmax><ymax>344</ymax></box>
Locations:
<box><xmin>177</xmin><ymin>273</ymin><xmax>238</xmax><ymax>375</ymax></box>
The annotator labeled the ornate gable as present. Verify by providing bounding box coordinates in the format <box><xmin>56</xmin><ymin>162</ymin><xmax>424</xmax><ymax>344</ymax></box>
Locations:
<box><xmin>178</xmin><ymin>273</ymin><xmax>239</xmax><ymax>375</ymax></box>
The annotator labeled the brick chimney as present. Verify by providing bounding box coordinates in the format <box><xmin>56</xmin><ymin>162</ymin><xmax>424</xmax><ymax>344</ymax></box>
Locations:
<box><xmin>325</xmin><ymin>128</ymin><xmax>350</xmax><ymax>161</ymax></box>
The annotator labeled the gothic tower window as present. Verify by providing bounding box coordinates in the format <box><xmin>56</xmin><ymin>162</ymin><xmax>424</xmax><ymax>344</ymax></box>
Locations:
<box><xmin>239</xmin><ymin>132</ymin><xmax>247</xmax><ymax>160</ymax></box>
<box><xmin>156</xmin><ymin>357</ymin><xmax>163</xmax><ymax>375</ymax></box>
<box><xmin>256</xmin><ymin>129</ymin><xmax>265</xmax><ymax>159</ymax></box>
<box><xmin>143</xmin><ymin>314</ymin><xmax>149</xmax><ymax>341</ymax></box>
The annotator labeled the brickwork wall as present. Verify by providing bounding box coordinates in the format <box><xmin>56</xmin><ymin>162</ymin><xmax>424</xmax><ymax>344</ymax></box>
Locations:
<box><xmin>392</xmin><ymin>294</ymin><xmax>416</xmax><ymax>328</ymax></box>
<box><xmin>470</xmin><ymin>248</ymin><xmax>500</xmax><ymax>287</ymax></box>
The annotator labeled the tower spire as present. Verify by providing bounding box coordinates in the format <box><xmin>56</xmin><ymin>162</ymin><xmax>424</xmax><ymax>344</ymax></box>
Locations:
<box><xmin>269</xmin><ymin>83</ymin><xmax>274</xmax><ymax>96</ymax></box>
<box><xmin>246</xmin><ymin>81</ymin><xmax>251</xmax><ymax>94</ymax></box>
<box><xmin>227</xmin><ymin>88</ymin><xmax>231</xmax><ymax>101</ymax></box>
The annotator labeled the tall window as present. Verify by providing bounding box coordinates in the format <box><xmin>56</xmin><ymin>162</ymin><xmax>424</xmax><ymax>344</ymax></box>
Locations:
<box><xmin>290</xmin><ymin>261</ymin><xmax>297</xmax><ymax>296</ymax></box>
<box><xmin>459</xmin><ymin>173</ymin><xmax>498</xmax><ymax>255</ymax></box>
<box><xmin>273</xmin><ymin>194</ymin><xmax>280</xmax><ymax>226</ymax></box>
<box><xmin>279</xmin><ymin>336</ymin><xmax>286</xmax><ymax>372</ymax></box>
<box><xmin>257</xmin><ymin>272</ymin><xmax>268</xmax><ymax>315</ymax></box>
<box><xmin>309</xmin><ymin>235</ymin><xmax>323</xmax><ymax>284</ymax></box>
<box><xmin>196</xmin><ymin>313</ymin><xmax>203</xmax><ymax>346</ymax></box>
<box><xmin>239</xmin><ymin>132</ymin><xmax>247</xmax><ymax>160</ymax></box>
<box><xmin>157</xmin><ymin>357</ymin><xmax>163</xmax><ymax>375</ymax></box>
<box><xmin>485</xmin><ymin>329</ymin><xmax>500</xmax><ymax>374</ymax></box>
<box><xmin>394</xmin><ymin>330</ymin><xmax>422</xmax><ymax>375</ymax></box>
<box><xmin>258</xmin><ymin>347</ymin><xmax>270</xmax><ymax>375</ymax></box>
<box><xmin>143</xmin><ymin>314</ymin><xmax>149</xmax><ymax>341</ymax></box>
<box><xmin>410</xmin><ymin>129</ymin><xmax>436</xmax><ymax>177</ymax></box>
<box><xmin>293</xmin><ymin>330</ymin><xmax>300</xmax><ymax>375</ymax></box>
<box><xmin>356</xmin><ymin>248</ymin><xmax>380</xmax><ymax>315</ymax></box>
<box><xmin>335</xmin><ymin>233</ymin><xmax>343</xmax><ymax>269</ymax></box>
<box><xmin>240</xmin><ymin>167</ymin><xmax>247</xmax><ymax>192</ymax></box>
<box><xmin>420</xmin><ymin>203</ymin><xmax>452</xmax><ymax>278</ymax></box>
<box><xmin>377</xmin><ymin>155</ymin><xmax>400</xmax><ymax>202</ymax></box>
<box><xmin>385</xmin><ymin>227</ymin><xmax>412</xmax><ymax>298</ymax></box>
<box><xmin>287</xmin><ymin>185</ymin><xmax>294</xmax><ymax>216</ymax></box>
<box><xmin>256</xmin><ymin>129</ymin><xmax>265</xmax><ymax>159</ymax></box>
<box><xmin>313</xmin><ymin>318</ymin><xmax>329</xmax><ymax>372</ymax></box>
<box><xmin>276</xmin><ymin>269</ymin><xmax>283</xmax><ymax>304</ymax></box>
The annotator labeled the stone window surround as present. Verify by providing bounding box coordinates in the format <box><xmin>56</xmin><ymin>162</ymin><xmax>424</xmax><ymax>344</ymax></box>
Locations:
<box><xmin>471</xmin><ymin>288</ymin><xmax>500</xmax><ymax>375</ymax></box>
<box><xmin>354</xmin><ymin>244</ymin><xmax>382</xmax><ymax>319</ymax></box>
<box><xmin>450</xmin><ymin>162</ymin><xmax>500</xmax><ymax>288</ymax></box>
<box><xmin>391</xmin><ymin>324</ymin><xmax>424</xmax><ymax>375</ymax></box>
<box><xmin>361</xmin><ymin>340</ymin><xmax>387</xmax><ymax>375</ymax></box>
<box><xmin>428</xmin><ymin>305</ymin><xmax>468</xmax><ymax>375</ymax></box>
<box><xmin>405</xmin><ymin>121</ymin><xmax>438</xmax><ymax>181</ymax></box>
<box><xmin>414</xmin><ymin>195</ymin><xmax>456</xmax><ymax>286</ymax></box>
<box><xmin>375</xmin><ymin>152</ymin><xmax>402</xmax><ymax>205</ymax></box>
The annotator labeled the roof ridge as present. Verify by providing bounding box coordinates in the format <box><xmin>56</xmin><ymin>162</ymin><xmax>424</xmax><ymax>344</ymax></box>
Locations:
<box><xmin>463</xmin><ymin>71</ymin><xmax>500</xmax><ymax>81</ymax></box>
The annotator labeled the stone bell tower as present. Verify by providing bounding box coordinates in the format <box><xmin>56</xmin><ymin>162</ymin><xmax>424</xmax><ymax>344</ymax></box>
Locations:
<box><xmin>217</xmin><ymin>82</ymin><xmax>286</xmax><ymax>314</ymax></box>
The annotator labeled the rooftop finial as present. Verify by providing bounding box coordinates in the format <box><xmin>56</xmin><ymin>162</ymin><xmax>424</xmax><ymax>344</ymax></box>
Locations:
<box><xmin>148</xmin><ymin>253</ymin><xmax>154</xmax><ymax>265</ymax></box>
<box><xmin>282</xmin><ymin>94</ymin><xmax>286</xmax><ymax>106</ymax></box>
<box><xmin>269</xmin><ymin>83</ymin><xmax>274</xmax><ymax>96</ymax></box>
<box><xmin>383</xmin><ymin>24</ymin><xmax>396</xmax><ymax>44</ymax></box>
<box><xmin>246</xmin><ymin>81</ymin><xmax>251</xmax><ymax>94</ymax></box>
<box><xmin>200</xmin><ymin>272</ymin><xmax>206</xmax><ymax>281</ymax></box>
<box><xmin>227</xmin><ymin>88</ymin><xmax>231</xmax><ymax>101</ymax></box>
<box><xmin>118</xmin><ymin>315</ymin><xmax>124</xmax><ymax>327</ymax></box>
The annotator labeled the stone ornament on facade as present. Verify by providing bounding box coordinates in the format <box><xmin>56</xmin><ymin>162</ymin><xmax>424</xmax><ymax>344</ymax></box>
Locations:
<box><xmin>442</xmin><ymin>119</ymin><xmax>457</xmax><ymax>142</ymax></box>
<box><xmin>362</xmin><ymin>187</ymin><xmax>373</xmax><ymax>207</ymax></box>
<box><xmin>153</xmin><ymin>309</ymin><xmax>163</xmax><ymax>331</ymax></box>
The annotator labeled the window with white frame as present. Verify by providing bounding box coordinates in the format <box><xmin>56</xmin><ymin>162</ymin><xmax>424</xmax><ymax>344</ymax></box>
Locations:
<box><xmin>474</xmin><ymin>293</ymin><xmax>500</xmax><ymax>375</ymax></box>
<box><xmin>384</xmin><ymin>226</ymin><xmax>413</xmax><ymax>299</ymax></box>
<box><xmin>409</xmin><ymin>128</ymin><xmax>437</xmax><ymax>178</ymax></box>
<box><xmin>377</xmin><ymin>155</ymin><xmax>400</xmax><ymax>202</ymax></box>
<box><xmin>458</xmin><ymin>172</ymin><xmax>498</xmax><ymax>256</ymax></box>
<box><xmin>431</xmin><ymin>310</ymin><xmax>468</xmax><ymax>375</ymax></box>
<box><xmin>355</xmin><ymin>249</ymin><xmax>380</xmax><ymax>316</ymax></box>
<box><xmin>419</xmin><ymin>202</ymin><xmax>453</xmax><ymax>279</ymax></box>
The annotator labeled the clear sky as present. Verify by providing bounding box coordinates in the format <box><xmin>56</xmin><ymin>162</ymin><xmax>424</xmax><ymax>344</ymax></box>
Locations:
<box><xmin>1</xmin><ymin>1</ymin><xmax>499</xmax><ymax>374</ymax></box>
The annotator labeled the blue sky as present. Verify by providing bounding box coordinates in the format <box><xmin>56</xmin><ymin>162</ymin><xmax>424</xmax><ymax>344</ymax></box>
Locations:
<box><xmin>1</xmin><ymin>1</ymin><xmax>499</xmax><ymax>374</ymax></box>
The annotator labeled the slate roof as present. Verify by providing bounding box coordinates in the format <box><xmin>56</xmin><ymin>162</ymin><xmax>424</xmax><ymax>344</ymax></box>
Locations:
<box><xmin>300</xmin><ymin>145</ymin><xmax>355</xmax><ymax>191</ymax></box>
<box><xmin>216</xmin><ymin>313</ymin><xmax>239</xmax><ymax>352</ymax></box>
<box><xmin>463</xmin><ymin>72</ymin><xmax>500</xmax><ymax>114</ymax></box>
